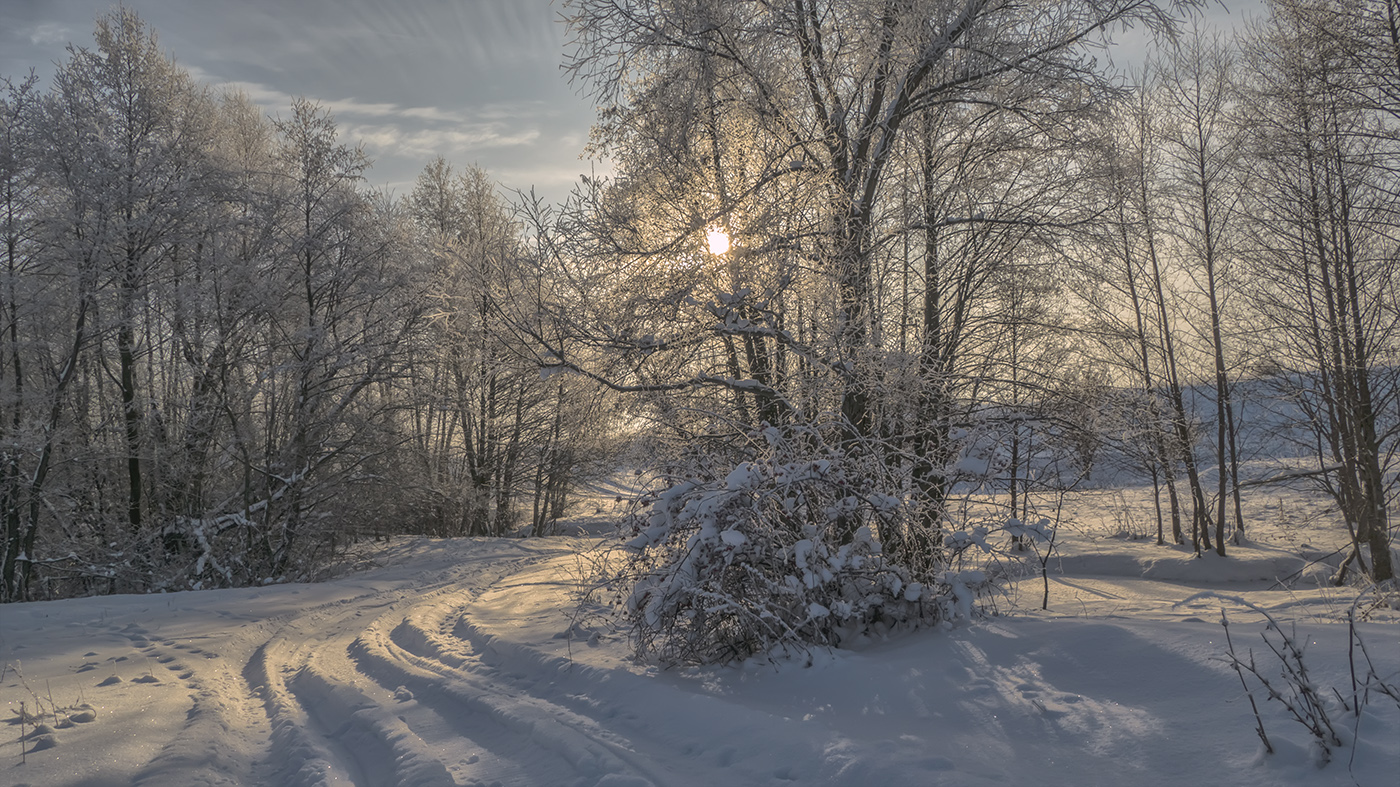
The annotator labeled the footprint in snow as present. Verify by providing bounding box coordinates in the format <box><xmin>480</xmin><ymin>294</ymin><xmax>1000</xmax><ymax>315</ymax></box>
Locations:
<box><xmin>392</xmin><ymin>685</ymin><xmax>414</xmax><ymax>701</ymax></box>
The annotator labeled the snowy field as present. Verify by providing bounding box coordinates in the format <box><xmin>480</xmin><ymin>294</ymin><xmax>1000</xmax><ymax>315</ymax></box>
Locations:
<box><xmin>1</xmin><ymin>484</ymin><xmax>1397</xmax><ymax>787</ymax></box>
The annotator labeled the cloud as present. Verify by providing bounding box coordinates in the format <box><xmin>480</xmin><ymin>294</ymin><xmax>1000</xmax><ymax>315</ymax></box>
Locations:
<box><xmin>346</xmin><ymin>124</ymin><xmax>542</xmax><ymax>160</ymax></box>
<box><xmin>202</xmin><ymin>78</ymin><xmax>297</xmax><ymax>112</ymax></box>
<box><xmin>196</xmin><ymin>73</ymin><xmax>551</xmax><ymax>165</ymax></box>
<box><xmin>199</xmin><ymin>75</ymin><xmax>511</xmax><ymax>129</ymax></box>
<box><xmin>3</xmin><ymin>0</ymin><xmax>591</xmax><ymax>207</ymax></box>
<box><xmin>310</xmin><ymin>96</ymin><xmax>467</xmax><ymax>125</ymax></box>
<box><xmin>27</xmin><ymin>23</ymin><xmax>73</xmax><ymax>47</ymax></box>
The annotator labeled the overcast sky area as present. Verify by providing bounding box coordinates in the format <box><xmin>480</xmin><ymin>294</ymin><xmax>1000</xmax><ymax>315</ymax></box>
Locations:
<box><xmin>3</xmin><ymin>0</ymin><xmax>1260</xmax><ymax>207</ymax></box>
<box><xmin>1</xmin><ymin>0</ymin><xmax>598</xmax><ymax>204</ymax></box>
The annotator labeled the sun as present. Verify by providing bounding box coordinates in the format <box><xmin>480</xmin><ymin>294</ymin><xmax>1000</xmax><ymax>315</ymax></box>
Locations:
<box><xmin>705</xmin><ymin>227</ymin><xmax>731</xmax><ymax>256</ymax></box>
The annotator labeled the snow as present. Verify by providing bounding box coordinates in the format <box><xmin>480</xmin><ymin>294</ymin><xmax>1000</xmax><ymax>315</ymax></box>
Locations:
<box><xmin>1</xmin><ymin>486</ymin><xmax>1397</xmax><ymax>786</ymax></box>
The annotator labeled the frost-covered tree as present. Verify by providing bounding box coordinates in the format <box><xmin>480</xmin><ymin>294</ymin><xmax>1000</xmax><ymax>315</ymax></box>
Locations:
<box><xmin>1239</xmin><ymin>0</ymin><xmax>1398</xmax><ymax>582</ymax></box>
<box><xmin>241</xmin><ymin>100</ymin><xmax>429</xmax><ymax>575</ymax></box>
<box><xmin>1157</xmin><ymin>27</ymin><xmax>1248</xmax><ymax>553</ymax></box>
<box><xmin>405</xmin><ymin>158</ymin><xmax>542</xmax><ymax>536</ymax></box>
<box><xmin>47</xmin><ymin>9</ymin><xmax>220</xmax><ymax>535</ymax></box>
<box><xmin>1073</xmin><ymin>74</ymin><xmax>1188</xmax><ymax>546</ymax></box>
<box><xmin>565</xmin><ymin>0</ymin><xmax>1190</xmax><ymax>442</ymax></box>
<box><xmin>0</xmin><ymin>72</ymin><xmax>58</xmax><ymax>601</ymax></box>
<box><xmin>0</xmin><ymin>10</ymin><xmax>596</xmax><ymax>600</ymax></box>
<box><xmin>1087</xmin><ymin>71</ymin><xmax>1222</xmax><ymax>552</ymax></box>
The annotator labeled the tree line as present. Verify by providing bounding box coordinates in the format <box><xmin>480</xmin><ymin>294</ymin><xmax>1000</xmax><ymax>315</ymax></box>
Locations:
<box><xmin>0</xmin><ymin>10</ymin><xmax>614</xmax><ymax>601</ymax></box>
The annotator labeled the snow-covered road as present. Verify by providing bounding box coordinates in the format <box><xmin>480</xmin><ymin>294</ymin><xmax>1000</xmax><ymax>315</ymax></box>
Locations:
<box><xmin>2</xmin><ymin>534</ymin><xmax>1397</xmax><ymax>787</ymax></box>
<box><xmin>2</xmin><ymin>539</ymin><xmax>614</xmax><ymax>786</ymax></box>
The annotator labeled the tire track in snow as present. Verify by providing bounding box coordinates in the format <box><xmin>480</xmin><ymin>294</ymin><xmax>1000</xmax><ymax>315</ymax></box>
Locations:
<box><xmin>349</xmin><ymin>600</ymin><xmax>666</xmax><ymax>786</ymax></box>
<box><xmin>240</xmin><ymin>542</ymin><xmax>652</xmax><ymax>787</ymax></box>
<box><xmin>241</xmin><ymin>562</ymin><xmax>495</xmax><ymax>786</ymax></box>
<box><xmin>300</xmin><ymin>593</ymin><xmax>576</xmax><ymax>787</ymax></box>
<box><xmin>3</xmin><ymin>539</ymin><xmax>823</xmax><ymax>786</ymax></box>
<box><xmin>246</xmin><ymin>639</ymin><xmax>361</xmax><ymax>786</ymax></box>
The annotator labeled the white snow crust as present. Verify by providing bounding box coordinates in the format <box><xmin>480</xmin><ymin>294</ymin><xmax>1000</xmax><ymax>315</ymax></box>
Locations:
<box><xmin>1</xmin><ymin>485</ymin><xmax>1396</xmax><ymax>786</ymax></box>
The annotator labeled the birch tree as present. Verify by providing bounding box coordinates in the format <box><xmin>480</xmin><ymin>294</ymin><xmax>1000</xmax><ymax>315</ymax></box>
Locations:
<box><xmin>1159</xmin><ymin>28</ymin><xmax>1246</xmax><ymax>553</ymax></box>
<box><xmin>1241</xmin><ymin>0</ymin><xmax>1398</xmax><ymax>582</ymax></box>
<box><xmin>407</xmin><ymin>158</ymin><xmax>538</xmax><ymax>536</ymax></box>
<box><xmin>48</xmin><ymin>9</ymin><xmax>219</xmax><ymax>535</ymax></box>
<box><xmin>565</xmin><ymin>0</ymin><xmax>1188</xmax><ymax>439</ymax></box>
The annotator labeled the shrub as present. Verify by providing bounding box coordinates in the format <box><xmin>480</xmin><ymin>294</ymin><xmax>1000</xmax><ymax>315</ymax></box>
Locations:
<box><xmin>614</xmin><ymin>429</ymin><xmax>980</xmax><ymax>664</ymax></box>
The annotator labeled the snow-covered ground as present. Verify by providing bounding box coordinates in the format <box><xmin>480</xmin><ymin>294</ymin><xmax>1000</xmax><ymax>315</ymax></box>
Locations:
<box><xmin>2</xmin><ymin>484</ymin><xmax>1397</xmax><ymax>787</ymax></box>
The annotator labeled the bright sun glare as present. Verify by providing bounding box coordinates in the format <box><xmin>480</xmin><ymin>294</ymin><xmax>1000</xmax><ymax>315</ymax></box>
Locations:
<box><xmin>705</xmin><ymin>227</ymin><xmax>731</xmax><ymax>256</ymax></box>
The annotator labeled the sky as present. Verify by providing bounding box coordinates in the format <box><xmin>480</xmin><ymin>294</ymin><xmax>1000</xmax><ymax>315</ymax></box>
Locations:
<box><xmin>0</xmin><ymin>0</ymin><xmax>599</xmax><ymax>204</ymax></box>
<box><xmin>1</xmin><ymin>1</ymin><xmax>1261</xmax><ymax>207</ymax></box>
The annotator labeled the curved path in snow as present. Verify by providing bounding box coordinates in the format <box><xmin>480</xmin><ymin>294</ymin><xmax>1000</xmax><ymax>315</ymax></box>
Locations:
<box><xmin>106</xmin><ymin>537</ymin><xmax>792</xmax><ymax>787</ymax></box>
<box><xmin>3</xmin><ymin>533</ymin><xmax>1396</xmax><ymax>787</ymax></box>
<box><xmin>2</xmin><ymin>539</ymin><xmax>692</xmax><ymax>787</ymax></box>
<box><xmin>227</xmin><ymin>539</ymin><xmax>670</xmax><ymax>787</ymax></box>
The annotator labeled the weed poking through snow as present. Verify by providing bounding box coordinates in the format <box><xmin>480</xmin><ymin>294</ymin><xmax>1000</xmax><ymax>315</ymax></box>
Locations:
<box><xmin>1216</xmin><ymin>590</ymin><xmax>1400</xmax><ymax>772</ymax></box>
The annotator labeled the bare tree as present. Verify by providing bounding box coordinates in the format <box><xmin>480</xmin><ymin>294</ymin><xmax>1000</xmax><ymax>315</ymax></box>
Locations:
<box><xmin>565</xmin><ymin>0</ymin><xmax>1188</xmax><ymax>444</ymax></box>
<box><xmin>47</xmin><ymin>9</ymin><xmax>219</xmax><ymax>535</ymax></box>
<box><xmin>1079</xmin><ymin>78</ymin><xmax>1188</xmax><ymax>545</ymax></box>
<box><xmin>405</xmin><ymin>159</ymin><xmax>540</xmax><ymax>535</ymax></box>
<box><xmin>1121</xmin><ymin>75</ymin><xmax>1216</xmax><ymax>553</ymax></box>
<box><xmin>253</xmin><ymin>100</ymin><xmax>427</xmax><ymax>572</ymax></box>
<box><xmin>540</xmin><ymin>0</ymin><xmax>1195</xmax><ymax>660</ymax></box>
<box><xmin>0</xmin><ymin>73</ymin><xmax>94</xmax><ymax>600</ymax></box>
<box><xmin>1240</xmin><ymin>0</ymin><xmax>1397</xmax><ymax>582</ymax></box>
<box><xmin>1158</xmin><ymin>27</ymin><xmax>1247</xmax><ymax>553</ymax></box>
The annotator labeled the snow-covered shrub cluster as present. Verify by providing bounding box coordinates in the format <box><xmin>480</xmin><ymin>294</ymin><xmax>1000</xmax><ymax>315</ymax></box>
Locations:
<box><xmin>12</xmin><ymin>508</ymin><xmax>357</xmax><ymax>599</ymax></box>
<box><xmin>615</xmin><ymin>428</ymin><xmax>985</xmax><ymax>665</ymax></box>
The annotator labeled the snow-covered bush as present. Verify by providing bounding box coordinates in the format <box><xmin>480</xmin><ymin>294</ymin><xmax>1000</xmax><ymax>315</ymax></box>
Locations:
<box><xmin>615</xmin><ymin>428</ymin><xmax>981</xmax><ymax>665</ymax></box>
